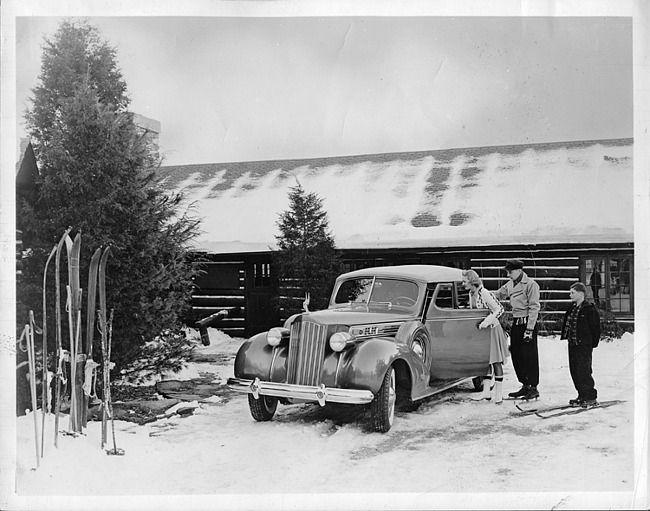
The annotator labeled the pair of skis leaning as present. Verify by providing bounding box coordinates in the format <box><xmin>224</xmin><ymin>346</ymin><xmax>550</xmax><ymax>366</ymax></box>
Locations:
<box><xmin>514</xmin><ymin>400</ymin><xmax>624</xmax><ymax>419</ymax></box>
<box><xmin>53</xmin><ymin>229</ymin><xmax>87</xmax><ymax>438</ymax></box>
<box><xmin>93</xmin><ymin>247</ymin><xmax>123</xmax><ymax>455</ymax></box>
<box><xmin>86</xmin><ymin>243</ymin><xmax>122</xmax><ymax>454</ymax></box>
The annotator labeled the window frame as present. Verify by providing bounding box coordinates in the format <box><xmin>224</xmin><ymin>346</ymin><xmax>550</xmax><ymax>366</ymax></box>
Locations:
<box><xmin>582</xmin><ymin>255</ymin><xmax>633</xmax><ymax>315</ymax></box>
<box><xmin>430</xmin><ymin>281</ymin><xmax>470</xmax><ymax>311</ymax></box>
<box><xmin>253</xmin><ymin>262</ymin><xmax>271</xmax><ymax>287</ymax></box>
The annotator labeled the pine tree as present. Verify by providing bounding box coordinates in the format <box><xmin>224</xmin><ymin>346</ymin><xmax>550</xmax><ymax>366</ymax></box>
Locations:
<box><xmin>19</xmin><ymin>19</ymin><xmax>201</xmax><ymax>381</ymax></box>
<box><xmin>273</xmin><ymin>182</ymin><xmax>342</xmax><ymax>316</ymax></box>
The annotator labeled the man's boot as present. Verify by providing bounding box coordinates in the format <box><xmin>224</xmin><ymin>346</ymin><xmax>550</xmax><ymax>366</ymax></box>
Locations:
<box><xmin>523</xmin><ymin>386</ymin><xmax>540</xmax><ymax>400</ymax></box>
<box><xmin>508</xmin><ymin>385</ymin><xmax>529</xmax><ymax>398</ymax></box>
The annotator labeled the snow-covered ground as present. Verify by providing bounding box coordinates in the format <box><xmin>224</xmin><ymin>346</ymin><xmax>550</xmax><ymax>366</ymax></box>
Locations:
<box><xmin>5</xmin><ymin>329</ymin><xmax>646</xmax><ymax>510</ymax></box>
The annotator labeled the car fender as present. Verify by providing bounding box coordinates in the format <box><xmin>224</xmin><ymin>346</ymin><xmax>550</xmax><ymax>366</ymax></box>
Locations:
<box><xmin>394</xmin><ymin>320</ymin><xmax>434</xmax><ymax>397</ymax></box>
<box><xmin>395</xmin><ymin>320</ymin><xmax>426</xmax><ymax>345</ymax></box>
<box><xmin>234</xmin><ymin>332</ymin><xmax>287</xmax><ymax>381</ymax></box>
<box><xmin>336</xmin><ymin>337</ymin><xmax>425</xmax><ymax>396</ymax></box>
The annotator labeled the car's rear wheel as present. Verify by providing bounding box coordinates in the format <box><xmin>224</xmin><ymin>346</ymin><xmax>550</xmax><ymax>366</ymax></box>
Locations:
<box><xmin>472</xmin><ymin>376</ymin><xmax>484</xmax><ymax>391</ymax></box>
<box><xmin>248</xmin><ymin>394</ymin><xmax>278</xmax><ymax>421</ymax></box>
<box><xmin>371</xmin><ymin>365</ymin><xmax>396</xmax><ymax>433</ymax></box>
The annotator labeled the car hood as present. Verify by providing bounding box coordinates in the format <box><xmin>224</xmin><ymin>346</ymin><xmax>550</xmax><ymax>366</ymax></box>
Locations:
<box><xmin>296</xmin><ymin>308</ymin><xmax>416</xmax><ymax>327</ymax></box>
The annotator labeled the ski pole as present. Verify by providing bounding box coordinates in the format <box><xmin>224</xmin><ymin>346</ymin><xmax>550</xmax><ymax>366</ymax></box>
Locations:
<box><xmin>105</xmin><ymin>309</ymin><xmax>124</xmax><ymax>456</ymax></box>
<box><xmin>98</xmin><ymin>309</ymin><xmax>107</xmax><ymax>448</ymax></box>
<box><xmin>29</xmin><ymin>312</ymin><xmax>43</xmax><ymax>464</ymax></box>
<box><xmin>26</xmin><ymin>316</ymin><xmax>40</xmax><ymax>468</ymax></box>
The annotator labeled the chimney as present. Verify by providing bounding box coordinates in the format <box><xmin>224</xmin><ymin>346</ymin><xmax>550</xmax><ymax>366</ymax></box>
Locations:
<box><xmin>133</xmin><ymin>113</ymin><xmax>161</xmax><ymax>162</ymax></box>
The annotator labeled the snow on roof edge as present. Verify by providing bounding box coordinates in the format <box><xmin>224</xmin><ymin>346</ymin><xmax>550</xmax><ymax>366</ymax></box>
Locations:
<box><xmin>193</xmin><ymin>229</ymin><xmax>633</xmax><ymax>255</ymax></box>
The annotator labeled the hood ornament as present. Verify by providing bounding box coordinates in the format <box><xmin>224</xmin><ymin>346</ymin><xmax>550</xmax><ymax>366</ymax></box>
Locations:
<box><xmin>302</xmin><ymin>292</ymin><xmax>311</xmax><ymax>313</ymax></box>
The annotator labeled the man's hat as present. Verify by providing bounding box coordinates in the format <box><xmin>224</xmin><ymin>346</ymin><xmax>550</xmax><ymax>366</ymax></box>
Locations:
<box><xmin>504</xmin><ymin>259</ymin><xmax>524</xmax><ymax>271</ymax></box>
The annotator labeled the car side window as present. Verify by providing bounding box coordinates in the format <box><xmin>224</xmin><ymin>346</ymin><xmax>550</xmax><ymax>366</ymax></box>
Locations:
<box><xmin>431</xmin><ymin>282</ymin><xmax>471</xmax><ymax>310</ymax></box>
<box><xmin>456</xmin><ymin>282</ymin><xmax>471</xmax><ymax>308</ymax></box>
<box><xmin>433</xmin><ymin>283</ymin><xmax>454</xmax><ymax>309</ymax></box>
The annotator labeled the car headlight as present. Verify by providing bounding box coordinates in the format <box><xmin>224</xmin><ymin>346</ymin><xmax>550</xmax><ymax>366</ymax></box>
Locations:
<box><xmin>267</xmin><ymin>327</ymin><xmax>289</xmax><ymax>346</ymax></box>
<box><xmin>330</xmin><ymin>332</ymin><xmax>355</xmax><ymax>352</ymax></box>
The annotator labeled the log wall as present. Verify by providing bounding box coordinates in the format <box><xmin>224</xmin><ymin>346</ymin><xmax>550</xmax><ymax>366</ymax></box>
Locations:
<box><xmin>189</xmin><ymin>242</ymin><xmax>634</xmax><ymax>338</ymax></box>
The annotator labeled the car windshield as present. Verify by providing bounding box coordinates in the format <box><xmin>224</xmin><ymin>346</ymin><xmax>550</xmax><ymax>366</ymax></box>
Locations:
<box><xmin>332</xmin><ymin>277</ymin><xmax>420</xmax><ymax>311</ymax></box>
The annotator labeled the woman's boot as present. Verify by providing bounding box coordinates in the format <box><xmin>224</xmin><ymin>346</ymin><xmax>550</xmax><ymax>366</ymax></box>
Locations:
<box><xmin>493</xmin><ymin>377</ymin><xmax>503</xmax><ymax>404</ymax></box>
<box><xmin>472</xmin><ymin>376</ymin><xmax>493</xmax><ymax>401</ymax></box>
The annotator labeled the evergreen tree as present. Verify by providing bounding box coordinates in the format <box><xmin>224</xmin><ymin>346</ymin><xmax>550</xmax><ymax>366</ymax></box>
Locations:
<box><xmin>19</xmin><ymin>19</ymin><xmax>201</xmax><ymax>381</ymax></box>
<box><xmin>273</xmin><ymin>182</ymin><xmax>342</xmax><ymax>316</ymax></box>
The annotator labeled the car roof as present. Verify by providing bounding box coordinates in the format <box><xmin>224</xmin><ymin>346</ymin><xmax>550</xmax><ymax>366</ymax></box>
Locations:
<box><xmin>337</xmin><ymin>264</ymin><xmax>465</xmax><ymax>283</ymax></box>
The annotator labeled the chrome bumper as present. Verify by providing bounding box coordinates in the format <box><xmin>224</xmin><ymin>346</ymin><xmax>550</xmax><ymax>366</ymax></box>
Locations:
<box><xmin>227</xmin><ymin>377</ymin><xmax>374</xmax><ymax>406</ymax></box>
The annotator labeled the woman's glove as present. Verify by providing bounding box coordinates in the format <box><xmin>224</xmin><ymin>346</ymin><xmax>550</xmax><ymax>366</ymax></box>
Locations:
<box><xmin>478</xmin><ymin>318</ymin><xmax>494</xmax><ymax>329</ymax></box>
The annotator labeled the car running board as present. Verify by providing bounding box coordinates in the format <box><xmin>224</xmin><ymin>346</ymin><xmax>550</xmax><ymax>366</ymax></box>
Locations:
<box><xmin>413</xmin><ymin>377</ymin><xmax>473</xmax><ymax>401</ymax></box>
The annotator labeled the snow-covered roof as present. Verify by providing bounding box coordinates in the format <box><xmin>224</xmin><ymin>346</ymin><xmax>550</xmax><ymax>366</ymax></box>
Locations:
<box><xmin>157</xmin><ymin>138</ymin><xmax>633</xmax><ymax>253</ymax></box>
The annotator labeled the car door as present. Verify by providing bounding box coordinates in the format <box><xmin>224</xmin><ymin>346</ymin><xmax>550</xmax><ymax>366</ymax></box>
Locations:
<box><xmin>425</xmin><ymin>281</ymin><xmax>493</xmax><ymax>379</ymax></box>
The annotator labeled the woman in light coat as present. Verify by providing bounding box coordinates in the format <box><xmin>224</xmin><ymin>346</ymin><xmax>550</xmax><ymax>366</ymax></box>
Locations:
<box><xmin>462</xmin><ymin>270</ymin><xmax>510</xmax><ymax>404</ymax></box>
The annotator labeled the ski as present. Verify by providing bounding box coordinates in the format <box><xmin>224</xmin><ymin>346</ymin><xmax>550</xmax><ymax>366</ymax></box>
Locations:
<box><xmin>513</xmin><ymin>402</ymin><xmax>574</xmax><ymax>416</ymax></box>
<box><xmin>534</xmin><ymin>400</ymin><xmax>624</xmax><ymax>419</ymax></box>
<box><xmin>66</xmin><ymin>232</ymin><xmax>83</xmax><ymax>433</ymax></box>
<box><xmin>41</xmin><ymin>244</ymin><xmax>57</xmax><ymax>456</ymax></box>
<box><xmin>82</xmin><ymin>247</ymin><xmax>102</xmax><ymax>428</ymax></box>
<box><xmin>97</xmin><ymin>247</ymin><xmax>111</xmax><ymax>448</ymax></box>
<box><xmin>54</xmin><ymin>227</ymin><xmax>72</xmax><ymax>447</ymax></box>
<box><xmin>503</xmin><ymin>396</ymin><xmax>539</xmax><ymax>403</ymax></box>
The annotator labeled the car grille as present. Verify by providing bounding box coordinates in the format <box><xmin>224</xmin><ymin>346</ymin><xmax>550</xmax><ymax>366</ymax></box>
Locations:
<box><xmin>287</xmin><ymin>319</ymin><xmax>328</xmax><ymax>386</ymax></box>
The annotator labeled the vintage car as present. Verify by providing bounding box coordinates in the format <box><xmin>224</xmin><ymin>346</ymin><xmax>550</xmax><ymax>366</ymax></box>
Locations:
<box><xmin>227</xmin><ymin>265</ymin><xmax>493</xmax><ymax>432</ymax></box>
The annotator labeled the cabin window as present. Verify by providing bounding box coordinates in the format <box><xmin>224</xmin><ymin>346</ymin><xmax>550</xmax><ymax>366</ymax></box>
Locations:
<box><xmin>253</xmin><ymin>262</ymin><xmax>271</xmax><ymax>287</ymax></box>
<box><xmin>584</xmin><ymin>257</ymin><xmax>633</xmax><ymax>313</ymax></box>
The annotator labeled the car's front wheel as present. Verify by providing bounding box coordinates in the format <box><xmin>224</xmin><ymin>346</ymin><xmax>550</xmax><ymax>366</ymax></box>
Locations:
<box><xmin>371</xmin><ymin>365</ymin><xmax>396</xmax><ymax>433</ymax></box>
<box><xmin>248</xmin><ymin>394</ymin><xmax>278</xmax><ymax>422</ymax></box>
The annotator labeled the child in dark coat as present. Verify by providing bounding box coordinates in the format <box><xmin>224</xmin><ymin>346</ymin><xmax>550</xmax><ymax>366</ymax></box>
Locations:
<box><xmin>560</xmin><ymin>282</ymin><xmax>601</xmax><ymax>408</ymax></box>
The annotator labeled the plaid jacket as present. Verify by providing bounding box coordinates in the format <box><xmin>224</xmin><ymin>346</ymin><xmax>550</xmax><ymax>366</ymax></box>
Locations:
<box><xmin>561</xmin><ymin>301</ymin><xmax>601</xmax><ymax>348</ymax></box>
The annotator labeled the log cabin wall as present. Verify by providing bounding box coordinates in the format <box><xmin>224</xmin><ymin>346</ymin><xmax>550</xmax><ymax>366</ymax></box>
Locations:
<box><xmin>189</xmin><ymin>242</ymin><xmax>634</xmax><ymax>338</ymax></box>
<box><xmin>338</xmin><ymin>242</ymin><xmax>634</xmax><ymax>332</ymax></box>
<box><xmin>189</xmin><ymin>258</ymin><xmax>247</xmax><ymax>337</ymax></box>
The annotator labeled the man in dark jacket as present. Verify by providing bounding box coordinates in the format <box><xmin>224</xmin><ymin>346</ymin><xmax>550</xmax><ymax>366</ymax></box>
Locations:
<box><xmin>561</xmin><ymin>282</ymin><xmax>601</xmax><ymax>408</ymax></box>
